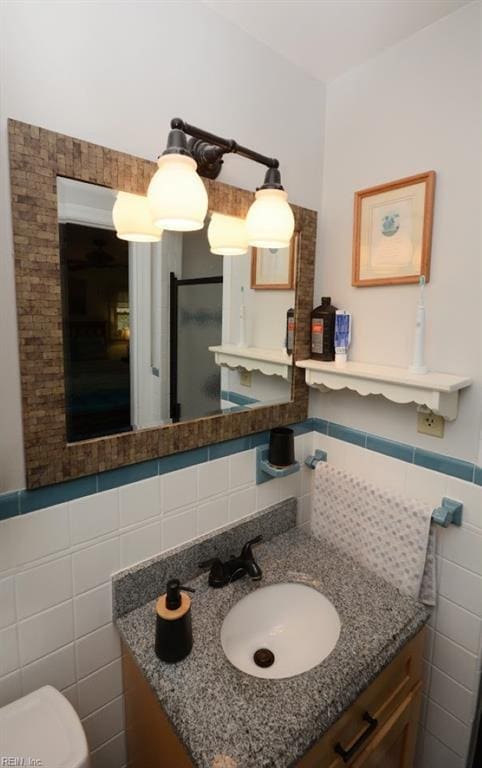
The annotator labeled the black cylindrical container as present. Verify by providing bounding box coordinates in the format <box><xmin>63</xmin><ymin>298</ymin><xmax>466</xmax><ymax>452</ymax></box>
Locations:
<box><xmin>155</xmin><ymin>579</ymin><xmax>193</xmax><ymax>663</ymax></box>
<box><xmin>268</xmin><ymin>427</ymin><xmax>295</xmax><ymax>467</ymax></box>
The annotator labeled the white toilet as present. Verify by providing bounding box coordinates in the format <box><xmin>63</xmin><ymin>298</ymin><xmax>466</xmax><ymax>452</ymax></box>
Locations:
<box><xmin>0</xmin><ymin>685</ymin><xmax>90</xmax><ymax>768</ymax></box>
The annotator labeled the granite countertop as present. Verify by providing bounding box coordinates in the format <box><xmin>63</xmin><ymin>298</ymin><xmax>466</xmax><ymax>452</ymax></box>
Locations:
<box><xmin>116</xmin><ymin>523</ymin><xmax>429</xmax><ymax>768</ymax></box>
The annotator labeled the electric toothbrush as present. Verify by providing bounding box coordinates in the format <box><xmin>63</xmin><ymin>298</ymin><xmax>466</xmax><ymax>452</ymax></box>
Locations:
<box><xmin>409</xmin><ymin>275</ymin><xmax>428</xmax><ymax>375</ymax></box>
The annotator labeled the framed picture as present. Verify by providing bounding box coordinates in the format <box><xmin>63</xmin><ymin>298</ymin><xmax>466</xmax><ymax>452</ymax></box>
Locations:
<box><xmin>251</xmin><ymin>232</ymin><xmax>298</xmax><ymax>290</ymax></box>
<box><xmin>352</xmin><ymin>171</ymin><xmax>435</xmax><ymax>287</ymax></box>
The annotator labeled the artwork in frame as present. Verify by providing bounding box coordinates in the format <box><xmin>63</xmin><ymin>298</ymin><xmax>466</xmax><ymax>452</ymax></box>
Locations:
<box><xmin>352</xmin><ymin>171</ymin><xmax>435</xmax><ymax>287</ymax></box>
<box><xmin>251</xmin><ymin>232</ymin><xmax>298</xmax><ymax>290</ymax></box>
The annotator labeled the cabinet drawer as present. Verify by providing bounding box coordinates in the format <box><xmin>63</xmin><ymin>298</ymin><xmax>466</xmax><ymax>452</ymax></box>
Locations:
<box><xmin>351</xmin><ymin>683</ymin><xmax>422</xmax><ymax>768</ymax></box>
<box><xmin>298</xmin><ymin>629</ymin><xmax>425</xmax><ymax>767</ymax></box>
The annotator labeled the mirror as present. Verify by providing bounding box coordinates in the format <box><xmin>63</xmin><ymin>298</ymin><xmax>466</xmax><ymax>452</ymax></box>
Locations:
<box><xmin>9</xmin><ymin>120</ymin><xmax>315</xmax><ymax>488</ymax></box>
<box><xmin>57</xmin><ymin>178</ymin><xmax>295</xmax><ymax>442</ymax></box>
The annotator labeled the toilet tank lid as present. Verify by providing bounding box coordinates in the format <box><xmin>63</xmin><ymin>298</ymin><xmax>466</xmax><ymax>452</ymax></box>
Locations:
<box><xmin>0</xmin><ymin>685</ymin><xmax>89</xmax><ymax>768</ymax></box>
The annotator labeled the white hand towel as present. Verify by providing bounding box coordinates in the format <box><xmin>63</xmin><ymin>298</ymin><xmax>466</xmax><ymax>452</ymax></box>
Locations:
<box><xmin>312</xmin><ymin>463</ymin><xmax>436</xmax><ymax>606</ymax></box>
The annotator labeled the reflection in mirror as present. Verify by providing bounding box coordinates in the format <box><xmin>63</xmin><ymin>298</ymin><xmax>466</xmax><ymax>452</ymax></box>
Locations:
<box><xmin>57</xmin><ymin>178</ymin><xmax>295</xmax><ymax>442</ymax></box>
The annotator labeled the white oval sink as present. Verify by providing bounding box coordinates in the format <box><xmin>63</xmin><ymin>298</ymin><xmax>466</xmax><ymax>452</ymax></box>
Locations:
<box><xmin>220</xmin><ymin>582</ymin><xmax>341</xmax><ymax>679</ymax></box>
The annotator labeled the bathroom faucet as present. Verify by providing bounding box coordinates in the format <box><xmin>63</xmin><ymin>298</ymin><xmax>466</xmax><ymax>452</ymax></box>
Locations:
<box><xmin>199</xmin><ymin>536</ymin><xmax>263</xmax><ymax>588</ymax></box>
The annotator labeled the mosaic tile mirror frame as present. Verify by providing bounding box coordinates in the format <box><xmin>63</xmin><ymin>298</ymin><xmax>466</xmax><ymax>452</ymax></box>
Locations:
<box><xmin>8</xmin><ymin>120</ymin><xmax>317</xmax><ymax>488</ymax></box>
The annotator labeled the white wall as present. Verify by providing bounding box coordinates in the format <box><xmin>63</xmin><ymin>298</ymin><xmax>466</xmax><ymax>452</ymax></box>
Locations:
<box><xmin>0</xmin><ymin>0</ymin><xmax>325</xmax><ymax>492</ymax></box>
<box><xmin>311</xmin><ymin>1</ymin><xmax>482</xmax><ymax>463</ymax></box>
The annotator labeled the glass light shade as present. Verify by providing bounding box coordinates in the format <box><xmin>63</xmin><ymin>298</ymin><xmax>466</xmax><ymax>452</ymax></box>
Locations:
<box><xmin>246</xmin><ymin>188</ymin><xmax>295</xmax><ymax>249</ymax></box>
<box><xmin>112</xmin><ymin>191</ymin><xmax>162</xmax><ymax>242</ymax></box>
<box><xmin>207</xmin><ymin>213</ymin><xmax>248</xmax><ymax>256</ymax></box>
<box><xmin>147</xmin><ymin>154</ymin><xmax>208</xmax><ymax>231</ymax></box>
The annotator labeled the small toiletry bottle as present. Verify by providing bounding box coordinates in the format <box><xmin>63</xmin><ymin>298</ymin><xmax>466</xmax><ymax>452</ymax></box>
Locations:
<box><xmin>155</xmin><ymin>579</ymin><xmax>194</xmax><ymax>663</ymax></box>
<box><xmin>311</xmin><ymin>297</ymin><xmax>337</xmax><ymax>361</ymax></box>
<box><xmin>286</xmin><ymin>308</ymin><xmax>295</xmax><ymax>354</ymax></box>
<box><xmin>334</xmin><ymin>310</ymin><xmax>351</xmax><ymax>365</ymax></box>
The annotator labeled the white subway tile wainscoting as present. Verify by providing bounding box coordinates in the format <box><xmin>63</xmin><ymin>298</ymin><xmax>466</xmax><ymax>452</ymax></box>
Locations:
<box><xmin>0</xmin><ymin>433</ymin><xmax>312</xmax><ymax>768</ymax></box>
<box><xmin>311</xmin><ymin>431</ymin><xmax>482</xmax><ymax>768</ymax></box>
<box><xmin>0</xmin><ymin>427</ymin><xmax>481</xmax><ymax>767</ymax></box>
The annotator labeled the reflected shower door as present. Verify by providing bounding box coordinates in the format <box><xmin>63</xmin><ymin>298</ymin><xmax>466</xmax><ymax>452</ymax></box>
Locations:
<box><xmin>170</xmin><ymin>274</ymin><xmax>223</xmax><ymax>422</ymax></box>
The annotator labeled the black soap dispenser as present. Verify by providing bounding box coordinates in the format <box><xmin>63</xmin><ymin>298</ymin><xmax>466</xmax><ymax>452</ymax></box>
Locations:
<box><xmin>155</xmin><ymin>579</ymin><xmax>194</xmax><ymax>663</ymax></box>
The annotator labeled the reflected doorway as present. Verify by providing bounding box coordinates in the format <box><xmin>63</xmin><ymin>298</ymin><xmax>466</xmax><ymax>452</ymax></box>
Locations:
<box><xmin>60</xmin><ymin>223</ymin><xmax>131</xmax><ymax>441</ymax></box>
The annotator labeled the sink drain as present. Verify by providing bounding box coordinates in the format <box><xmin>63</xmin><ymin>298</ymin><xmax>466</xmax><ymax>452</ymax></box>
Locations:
<box><xmin>253</xmin><ymin>648</ymin><xmax>275</xmax><ymax>668</ymax></box>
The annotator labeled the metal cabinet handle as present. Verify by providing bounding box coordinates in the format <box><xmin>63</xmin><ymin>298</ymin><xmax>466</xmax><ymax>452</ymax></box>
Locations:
<box><xmin>334</xmin><ymin>711</ymin><xmax>378</xmax><ymax>763</ymax></box>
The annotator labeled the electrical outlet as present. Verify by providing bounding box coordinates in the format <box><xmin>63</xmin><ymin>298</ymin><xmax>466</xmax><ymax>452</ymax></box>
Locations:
<box><xmin>239</xmin><ymin>369</ymin><xmax>252</xmax><ymax>387</ymax></box>
<box><xmin>417</xmin><ymin>410</ymin><xmax>445</xmax><ymax>438</ymax></box>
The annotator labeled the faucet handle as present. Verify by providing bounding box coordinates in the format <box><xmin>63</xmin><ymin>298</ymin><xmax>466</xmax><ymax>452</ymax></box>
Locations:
<box><xmin>240</xmin><ymin>535</ymin><xmax>262</xmax><ymax>560</ymax></box>
<box><xmin>198</xmin><ymin>557</ymin><xmax>228</xmax><ymax>588</ymax></box>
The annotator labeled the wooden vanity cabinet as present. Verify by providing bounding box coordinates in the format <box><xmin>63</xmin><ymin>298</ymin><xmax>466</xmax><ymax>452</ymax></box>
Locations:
<box><xmin>297</xmin><ymin>630</ymin><xmax>424</xmax><ymax>768</ymax></box>
<box><xmin>122</xmin><ymin>643</ymin><xmax>193</xmax><ymax>768</ymax></box>
<box><xmin>121</xmin><ymin>629</ymin><xmax>424</xmax><ymax>768</ymax></box>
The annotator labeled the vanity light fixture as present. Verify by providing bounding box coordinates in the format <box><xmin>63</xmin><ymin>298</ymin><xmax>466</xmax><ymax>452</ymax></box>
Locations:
<box><xmin>246</xmin><ymin>168</ymin><xmax>294</xmax><ymax>249</ymax></box>
<box><xmin>207</xmin><ymin>212</ymin><xmax>248</xmax><ymax>256</ymax></box>
<box><xmin>147</xmin><ymin>118</ymin><xmax>294</xmax><ymax>249</ymax></box>
<box><xmin>112</xmin><ymin>191</ymin><xmax>162</xmax><ymax>242</ymax></box>
<box><xmin>147</xmin><ymin>126</ymin><xmax>208</xmax><ymax>231</ymax></box>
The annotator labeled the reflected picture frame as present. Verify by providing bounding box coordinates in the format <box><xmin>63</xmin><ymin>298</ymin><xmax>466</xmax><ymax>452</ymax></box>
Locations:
<box><xmin>250</xmin><ymin>233</ymin><xmax>297</xmax><ymax>290</ymax></box>
<box><xmin>352</xmin><ymin>171</ymin><xmax>435</xmax><ymax>287</ymax></box>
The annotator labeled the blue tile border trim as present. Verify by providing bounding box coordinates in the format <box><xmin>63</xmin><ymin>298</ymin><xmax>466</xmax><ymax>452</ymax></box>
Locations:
<box><xmin>97</xmin><ymin>460</ymin><xmax>159</xmax><ymax>492</ymax></box>
<box><xmin>159</xmin><ymin>448</ymin><xmax>209</xmax><ymax>475</ymax></box>
<box><xmin>0</xmin><ymin>492</ymin><xmax>20</xmax><ymax>521</ymax></box>
<box><xmin>366</xmin><ymin>435</ymin><xmax>415</xmax><ymax>464</ymax></box>
<box><xmin>208</xmin><ymin>437</ymin><xmax>251</xmax><ymax>460</ymax></box>
<box><xmin>475</xmin><ymin>466</ymin><xmax>482</xmax><ymax>487</ymax></box>
<box><xmin>249</xmin><ymin>431</ymin><xmax>271</xmax><ymax>447</ymax></box>
<box><xmin>413</xmin><ymin>449</ymin><xmax>474</xmax><ymax>482</ymax></box>
<box><xmin>310</xmin><ymin>418</ymin><xmax>328</xmax><ymax>434</ymax></box>
<box><xmin>0</xmin><ymin>416</ymin><xmax>480</xmax><ymax>521</ymax></box>
<box><xmin>328</xmin><ymin>422</ymin><xmax>366</xmax><ymax>447</ymax></box>
<box><xmin>19</xmin><ymin>475</ymin><xmax>97</xmax><ymax>515</ymax></box>
<box><xmin>311</xmin><ymin>419</ymin><xmax>479</xmax><ymax>485</ymax></box>
<box><xmin>221</xmin><ymin>390</ymin><xmax>260</xmax><ymax>407</ymax></box>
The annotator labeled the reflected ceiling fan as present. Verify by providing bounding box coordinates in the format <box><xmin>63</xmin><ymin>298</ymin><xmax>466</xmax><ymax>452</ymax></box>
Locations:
<box><xmin>69</xmin><ymin>238</ymin><xmax>124</xmax><ymax>271</ymax></box>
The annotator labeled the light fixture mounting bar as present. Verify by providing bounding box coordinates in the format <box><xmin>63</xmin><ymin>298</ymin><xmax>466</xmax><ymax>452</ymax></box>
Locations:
<box><xmin>170</xmin><ymin>117</ymin><xmax>279</xmax><ymax>180</ymax></box>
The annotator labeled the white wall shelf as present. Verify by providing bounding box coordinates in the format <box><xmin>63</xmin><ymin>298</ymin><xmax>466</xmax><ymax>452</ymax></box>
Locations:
<box><xmin>296</xmin><ymin>359</ymin><xmax>471</xmax><ymax>421</ymax></box>
<box><xmin>209</xmin><ymin>345</ymin><xmax>292</xmax><ymax>380</ymax></box>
